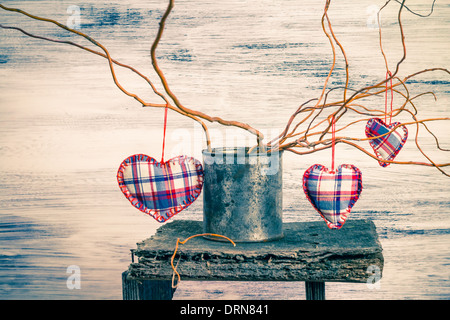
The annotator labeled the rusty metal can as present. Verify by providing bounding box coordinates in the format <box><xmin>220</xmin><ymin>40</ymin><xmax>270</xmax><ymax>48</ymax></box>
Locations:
<box><xmin>202</xmin><ymin>147</ymin><xmax>283</xmax><ymax>242</ymax></box>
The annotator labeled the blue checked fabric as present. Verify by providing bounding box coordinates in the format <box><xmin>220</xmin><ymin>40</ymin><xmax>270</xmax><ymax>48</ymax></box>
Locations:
<box><xmin>117</xmin><ymin>154</ymin><xmax>204</xmax><ymax>222</ymax></box>
<box><xmin>303</xmin><ymin>164</ymin><xmax>363</xmax><ymax>230</ymax></box>
<box><xmin>365</xmin><ymin>118</ymin><xmax>408</xmax><ymax>167</ymax></box>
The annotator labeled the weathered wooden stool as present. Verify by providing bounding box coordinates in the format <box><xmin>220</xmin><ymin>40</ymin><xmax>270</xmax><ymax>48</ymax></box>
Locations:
<box><xmin>122</xmin><ymin>219</ymin><xmax>383</xmax><ymax>300</ymax></box>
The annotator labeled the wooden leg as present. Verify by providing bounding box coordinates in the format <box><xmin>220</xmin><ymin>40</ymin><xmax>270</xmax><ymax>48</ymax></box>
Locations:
<box><xmin>122</xmin><ymin>271</ymin><xmax>176</xmax><ymax>300</ymax></box>
<box><xmin>305</xmin><ymin>281</ymin><xmax>325</xmax><ymax>300</ymax></box>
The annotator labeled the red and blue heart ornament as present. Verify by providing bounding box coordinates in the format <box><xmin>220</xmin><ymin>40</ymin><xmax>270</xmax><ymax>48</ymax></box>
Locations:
<box><xmin>365</xmin><ymin>118</ymin><xmax>408</xmax><ymax>167</ymax></box>
<box><xmin>303</xmin><ymin>164</ymin><xmax>363</xmax><ymax>230</ymax></box>
<box><xmin>117</xmin><ymin>154</ymin><xmax>204</xmax><ymax>222</ymax></box>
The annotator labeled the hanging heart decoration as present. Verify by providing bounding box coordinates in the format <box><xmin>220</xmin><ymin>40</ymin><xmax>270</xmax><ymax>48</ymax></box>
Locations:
<box><xmin>365</xmin><ymin>70</ymin><xmax>408</xmax><ymax>167</ymax></box>
<box><xmin>117</xmin><ymin>154</ymin><xmax>204</xmax><ymax>223</ymax></box>
<box><xmin>365</xmin><ymin>117</ymin><xmax>408</xmax><ymax>167</ymax></box>
<box><xmin>303</xmin><ymin>163</ymin><xmax>363</xmax><ymax>230</ymax></box>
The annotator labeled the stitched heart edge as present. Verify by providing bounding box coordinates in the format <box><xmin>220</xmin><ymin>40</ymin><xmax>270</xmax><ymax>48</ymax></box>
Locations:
<box><xmin>365</xmin><ymin>118</ymin><xmax>408</xmax><ymax>167</ymax></box>
<box><xmin>117</xmin><ymin>154</ymin><xmax>204</xmax><ymax>223</ymax></box>
<box><xmin>302</xmin><ymin>163</ymin><xmax>363</xmax><ymax>230</ymax></box>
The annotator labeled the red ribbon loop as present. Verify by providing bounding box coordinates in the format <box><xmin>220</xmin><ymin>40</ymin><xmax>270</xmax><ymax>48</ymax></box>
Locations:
<box><xmin>331</xmin><ymin>114</ymin><xmax>336</xmax><ymax>172</ymax></box>
<box><xmin>161</xmin><ymin>104</ymin><xmax>168</xmax><ymax>164</ymax></box>
<box><xmin>385</xmin><ymin>70</ymin><xmax>393</xmax><ymax>125</ymax></box>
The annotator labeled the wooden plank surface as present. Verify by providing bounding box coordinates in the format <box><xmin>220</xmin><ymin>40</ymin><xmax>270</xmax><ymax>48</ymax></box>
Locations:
<box><xmin>126</xmin><ymin>219</ymin><xmax>383</xmax><ymax>283</ymax></box>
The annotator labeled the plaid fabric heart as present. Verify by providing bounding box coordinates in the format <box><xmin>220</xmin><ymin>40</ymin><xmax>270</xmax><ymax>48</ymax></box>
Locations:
<box><xmin>303</xmin><ymin>164</ymin><xmax>363</xmax><ymax>230</ymax></box>
<box><xmin>117</xmin><ymin>154</ymin><xmax>204</xmax><ymax>222</ymax></box>
<box><xmin>365</xmin><ymin>118</ymin><xmax>408</xmax><ymax>167</ymax></box>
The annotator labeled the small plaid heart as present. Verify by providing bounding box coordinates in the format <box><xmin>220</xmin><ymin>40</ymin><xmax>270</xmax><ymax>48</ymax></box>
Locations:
<box><xmin>117</xmin><ymin>154</ymin><xmax>204</xmax><ymax>222</ymax></box>
<box><xmin>365</xmin><ymin>118</ymin><xmax>408</xmax><ymax>167</ymax></box>
<box><xmin>303</xmin><ymin>164</ymin><xmax>363</xmax><ymax>230</ymax></box>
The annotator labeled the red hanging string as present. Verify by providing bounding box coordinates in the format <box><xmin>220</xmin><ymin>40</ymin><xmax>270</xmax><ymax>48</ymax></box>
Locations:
<box><xmin>331</xmin><ymin>114</ymin><xmax>336</xmax><ymax>172</ymax></box>
<box><xmin>385</xmin><ymin>70</ymin><xmax>393</xmax><ymax>125</ymax></box>
<box><xmin>161</xmin><ymin>104</ymin><xmax>168</xmax><ymax>164</ymax></box>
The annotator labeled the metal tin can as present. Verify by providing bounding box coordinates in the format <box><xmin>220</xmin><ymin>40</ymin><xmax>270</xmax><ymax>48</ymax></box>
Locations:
<box><xmin>202</xmin><ymin>147</ymin><xmax>283</xmax><ymax>242</ymax></box>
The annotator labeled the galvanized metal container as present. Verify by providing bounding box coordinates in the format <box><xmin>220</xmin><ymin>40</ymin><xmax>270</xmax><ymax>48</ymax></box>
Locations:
<box><xmin>202</xmin><ymin>147</ymin><xmax>283</xmax><ymax>242</ymax></box>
